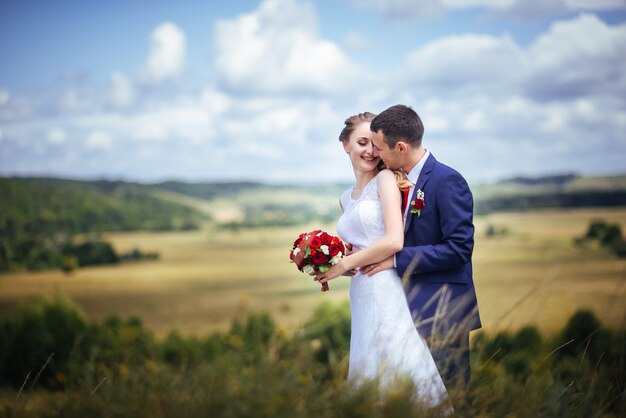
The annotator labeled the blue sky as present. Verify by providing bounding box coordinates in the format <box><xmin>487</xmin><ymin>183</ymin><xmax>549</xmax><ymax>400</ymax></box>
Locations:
<box><xmin>1</xmin><ymin>0</ymin><xmax>625</xmax><ymax>184</ymax></box>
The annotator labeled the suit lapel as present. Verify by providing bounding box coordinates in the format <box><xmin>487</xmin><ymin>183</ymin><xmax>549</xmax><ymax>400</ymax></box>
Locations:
<box><xmin>404</xmin><ymin>153</ymin><xmax>436</xmax><ymax>233</ymax></box>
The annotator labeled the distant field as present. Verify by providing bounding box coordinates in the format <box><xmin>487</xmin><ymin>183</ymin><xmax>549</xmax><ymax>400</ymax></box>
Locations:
<box><xmin>1</xmin><ymin>208</ymin><xmax>625</xmax><ymax>337</ymax></box>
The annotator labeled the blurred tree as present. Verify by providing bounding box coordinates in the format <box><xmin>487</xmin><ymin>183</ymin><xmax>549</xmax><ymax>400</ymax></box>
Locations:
<box><xmin>1</xmin><ymin>295</ymin><xmax>87</xmax><ymax>388</ymax></box>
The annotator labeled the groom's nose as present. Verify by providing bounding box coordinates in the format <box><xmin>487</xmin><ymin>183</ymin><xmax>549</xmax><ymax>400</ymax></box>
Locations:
<box><xmin>371</xmin><ymin>145</ymin><xmax>379</xmax><ymax>157</ymax></box>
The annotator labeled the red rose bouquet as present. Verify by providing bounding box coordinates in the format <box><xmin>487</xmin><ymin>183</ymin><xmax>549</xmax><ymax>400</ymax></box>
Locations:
<box><xmin>289</xmin><ymin>229</ymin><xmax>346</xmax><ymax>292</ymax></box>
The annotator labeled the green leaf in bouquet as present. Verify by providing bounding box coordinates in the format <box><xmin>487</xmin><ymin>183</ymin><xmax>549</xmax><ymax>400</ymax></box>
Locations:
<box><xmin>318</xmin><ymin>265</ymin><xmax>329</xmax><ymax>273</ymax></box>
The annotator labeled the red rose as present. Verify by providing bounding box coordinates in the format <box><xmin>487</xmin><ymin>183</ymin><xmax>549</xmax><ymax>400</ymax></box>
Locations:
<box><xmin>328</xmin><ymin>244</ymin><xmax>340</xmax><ymax>257</ymax></box>
<box><xmin>308</xmin><ymin>236</ymin><xmax>322</xmax><ymax>249</ymax></box>
<box><xmin>331</xmin><ymin>239</ymin><xmax>345</xmax><ymax>253</ymax></box>
<box><xmin>290</xmin><ymin>250</ymin><xmax>305</xmax><ymax>269</ymax></box>
<box><xmin>412</xmin><ymin>199</ymin><xmax>425</xmax><ymax>209</ymax></box>
<box><xmin>319</xmin><ymin>232</ymin><xmax>333</xmax><ymax>245</ymax></box>
<box><xmin>310</xmin><ymin>252</ymin><xmax>328</xmax><ymax>266</ymax></box>
<box><xmin>293</xmin><ymin>233</ymin><xmax>306</xmax><ymax>248</ymax></box>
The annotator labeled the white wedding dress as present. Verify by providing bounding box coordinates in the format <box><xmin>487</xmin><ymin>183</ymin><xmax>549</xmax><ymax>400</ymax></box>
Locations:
<box><xmin>336</xmin><ymin>174</ymin><xmax>448</xmax><ymax>406</ymax></box>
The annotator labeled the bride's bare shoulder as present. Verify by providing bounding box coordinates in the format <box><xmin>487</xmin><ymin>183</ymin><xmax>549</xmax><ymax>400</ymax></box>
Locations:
<box><xmin>375</xmin><ymin>170</ymin><xmax>399</xmax><ymax>196</ymax></box>
<box><xmin>376</xmin><ymin>169</ymin><xmax>396</xmax><ymax>183</ymax></box>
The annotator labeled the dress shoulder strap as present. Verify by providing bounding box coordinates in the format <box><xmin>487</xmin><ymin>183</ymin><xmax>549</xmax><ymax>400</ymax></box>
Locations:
<box><xmin>340</xmin><ymin>187</ymin><xmax>352</xmax><ymax>212</ymax></box>
<box><xmin>360</xmin><ymin>176</ymin><xmax>379</xmax><ymax>201</ymax></box>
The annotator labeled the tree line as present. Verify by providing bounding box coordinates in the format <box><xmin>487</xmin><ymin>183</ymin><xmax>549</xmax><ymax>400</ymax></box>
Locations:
<box><xmin>475</xmin><ymin>190</ymin><xmax>626</xmax><ymax>214</ymax></box>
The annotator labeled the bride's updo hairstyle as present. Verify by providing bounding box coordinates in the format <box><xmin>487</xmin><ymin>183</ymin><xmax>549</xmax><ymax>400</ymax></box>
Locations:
<box><xmin>339</xmin><ymin>112</ymin><xmax>412</xmax><ymax>192</ymax></box>
<box><xmin>338</xmin><ymin>112</ymin><xmax>376</xmax><ymax>143</ymax></box>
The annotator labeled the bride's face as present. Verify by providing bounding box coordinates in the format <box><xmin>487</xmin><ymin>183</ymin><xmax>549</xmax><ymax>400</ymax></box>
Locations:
<box><xmin>343</xmin><ymin>122</ymin><xmax>380</xmax><ymax>173</ymax></box>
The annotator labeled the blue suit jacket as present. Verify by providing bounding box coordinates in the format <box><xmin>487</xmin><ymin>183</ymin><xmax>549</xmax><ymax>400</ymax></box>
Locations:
<box><xmin>396</xmin><ymin>153</ymin><xmax>481</xmax><ymax>339</ymax></box>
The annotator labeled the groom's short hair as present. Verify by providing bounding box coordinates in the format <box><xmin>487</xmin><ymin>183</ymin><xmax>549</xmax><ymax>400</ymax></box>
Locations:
<box><xmin>370</xmin><ymin>104</ymin><xmax>424</xmax><ymax>148</ymax></box>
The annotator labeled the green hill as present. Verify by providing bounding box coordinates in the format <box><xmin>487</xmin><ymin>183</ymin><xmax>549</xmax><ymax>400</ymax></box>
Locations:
<box><xmin>155</xmin><ymin>180</ymin><xmax>264</xmax><ymax>200</ymax></box>
<box><xmin>2</xmin><ymin>173</ymin><xmax>625</xmax><ymax>272</ymax></box>
<box><xmin>3</xmin><ymin>173</ymin><xmax>626</xmax><ymax>237</ymax></box>
<box><xmin>3</xmin><ymin>173</ymin><xmax>626</xmax><ymax>236</ymax></box>
<box><xmin>472</xmin><ymin>174</ymin><xmax>626</xmax><ymax>214</ymax></box>
<box><xmin>0</xmin><ymin>177</ymin><xmax>207</xmax><ymax>272</ymax></box>
<box><xmin>0</xmin><ymin>177</ymin><xmax>205</xmax><ymax>237</ymax></box>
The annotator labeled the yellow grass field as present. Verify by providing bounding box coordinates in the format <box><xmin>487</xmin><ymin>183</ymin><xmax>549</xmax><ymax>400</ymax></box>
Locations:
<box><xmin>1</xmin><ymin>208</ymin><xmax>625</xmax><ymax>337</ymax></box>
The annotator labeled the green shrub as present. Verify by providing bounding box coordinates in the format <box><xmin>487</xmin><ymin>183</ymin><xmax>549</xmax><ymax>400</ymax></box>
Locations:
<box><xmin>61</xmin><ymin>255</ymin><xmax>78</xmax><ymax>273</ymax></box>
<box><xmin>578</xmin><ymin>218</ymin><xmax>626</xmax><ymax>258</ymax></box>
<box><xmin>0</xmin><ymin>299</ymin><xmax>624</xmax><ymax>418</ymax></box>
<box><xmin>75</xmin><ymin>315</ymin><xmax>156</xmax><ymax>376</ymax></box>
<box><xmin>557</xmin><ymin>309</ymin><xmax>612</xmax><ymax>364</ymax></box>
<box><xmin>511</xmin><ymin>325</ymin><xmax>542</xmax><ymax>355</ymax></box>
<box><xmin>160</xmin><ymin>330</ymin><xmax>203</xmax><ymax>368</ymax></box>
<box><xmin>299</xmin><ymin>301</ymin><xmax>351</xmax><ymax>368</ymax></box>
<box><xmin>61</xmin><ymin>240</ymin><xmax>119</xmax><ymax>267</ymax></box>
<box><xmin>0</xmin><ymin>295</ymin><xmax>87</xmax><ymax>388</ymax></box>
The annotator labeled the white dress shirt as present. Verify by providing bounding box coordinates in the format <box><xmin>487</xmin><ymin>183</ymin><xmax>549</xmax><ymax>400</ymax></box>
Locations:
<box><xmin>395</xmin><ymin>149</ymin><xmax>430</xmax><ymax>268</ymax></box>
<box><xmin>402</xmin><ymin>149</ymin><xmax>430</xmax><ymax>224</ymax></box>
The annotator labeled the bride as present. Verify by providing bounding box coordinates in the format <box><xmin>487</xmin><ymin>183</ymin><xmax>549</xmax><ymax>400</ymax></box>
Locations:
<box><xmin>315</xmin><ymin>112</ymin><xmax>449</xmax><ymax>407</ymax></box>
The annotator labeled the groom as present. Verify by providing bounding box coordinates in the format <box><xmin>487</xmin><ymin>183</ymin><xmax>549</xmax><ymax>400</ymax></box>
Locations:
<box><xmin>363</xmin><ymin>104</ymin><xmax>481</xmax><ymax>395</ymax></box>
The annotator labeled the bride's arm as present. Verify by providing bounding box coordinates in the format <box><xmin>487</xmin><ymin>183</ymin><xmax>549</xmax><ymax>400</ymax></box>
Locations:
<box><xmin>316</xmin><ymin>169</ymin><xmax>403</xmax><ymax>283</ymax></box>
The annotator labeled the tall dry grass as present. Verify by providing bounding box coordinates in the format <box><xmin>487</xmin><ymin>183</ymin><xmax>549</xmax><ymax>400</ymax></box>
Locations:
<box><xmin>0</xmin><ymin>296</ymin><xmax>624</xmax><ymax>418</ymax></box>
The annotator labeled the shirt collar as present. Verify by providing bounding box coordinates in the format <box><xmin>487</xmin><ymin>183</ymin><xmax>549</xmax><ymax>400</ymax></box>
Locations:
<box><xmin>406</xmin><ymin>149</ymin><xmax>430</xmax><ymax>186</ymax></box>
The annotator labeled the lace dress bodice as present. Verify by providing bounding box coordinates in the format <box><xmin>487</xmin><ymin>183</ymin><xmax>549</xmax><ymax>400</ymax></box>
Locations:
<box><xmin>336</xmin><ymin>176</ymin><xmax>384</xmax><ymax>250</ymax></box>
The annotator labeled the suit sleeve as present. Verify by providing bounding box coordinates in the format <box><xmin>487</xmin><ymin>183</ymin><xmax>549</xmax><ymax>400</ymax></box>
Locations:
<box><xmin>396</xmin><ymin>171</ymin><xmax>474</xmax><ymax>277</ymax></box>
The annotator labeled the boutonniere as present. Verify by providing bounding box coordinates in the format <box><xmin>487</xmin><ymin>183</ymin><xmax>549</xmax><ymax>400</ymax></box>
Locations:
<box><xmin>410</xmin><ymin>189</ymin><xmax>425</xmax><ymax>216</ymax></box>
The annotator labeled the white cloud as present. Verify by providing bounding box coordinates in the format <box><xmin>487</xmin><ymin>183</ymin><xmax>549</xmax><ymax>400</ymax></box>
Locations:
<box><xmin>131</xmin><ymin>102</ymin><xmax>213</xmax><ymax>144</ymax></box>
<box><xmin>485</xmin><ymin>0</ymin><xmax>626</xmax><ymax>19</ymax></box>
<box><xmin>0</xmin><ymin>94</ymin><xmax>36</xmax><ymax>121</ymax></box>
<box><xmin>347</xmin><ymin>0</ymin><xmax>626</xmax><ymax>20</ymax></box>
<box><xmin>566</xmin><ymin>0</ymin><xmax>626</xmax><ymax>8</ymax></box>
<box><xmin>347</xmin><ymin>0</ymin><xmax>445</xmax><ymax>19</ymax></box>
<box><xmin>397</xmin><ymin>13</ymin><xmax>626</xmax><ymax>104</ymax></box>
<box><xmin>143</xmin><ymin>22</ymin><xmax>186</xmax><ymax>83</ymax></box>
<box><xmin>1</xmin><ymin>4</ymin><xmax>625</xmax><ymax>183</ymax></box>
<box><xmin>443</xmin><ymin>0</ymin><xmax>513</xmax><ymax>7</ymax></box>
<box><xmin>106</xmin><ymin>23</ymin><xmax>184</xmax><ymax>110</ymax></box>
<box><xmin>132</xmin><ymin>123</ymin><xmax>169</xmax><ymax>142</ymax></box>
<box><xmin>47</xmin><ymin>128</ymin><xmax>67</xmax><ymax>145</ymax></box>
<box><xmin>524</xmin><ymin>14</ymin><xmax>626</xmax><ymax>100</ymax></box>
<box><xmin>214</xmin><ymin>0</ymin><xmax>364</xmax><ymax>95</ymax></box>
<box><xmin>0</xmin><ymin>88</ymin><xmax>9</xmax><ymax>106</ymax></box>
<box><xmin>462</xmin><ymin>110</ymin><xmax>485</xmax><ymax>132</ymax></box>
<box><xmin>86</xmin><ymin>130</ymin><xmax>112</xmax><ymax>151</ymax></box>
<box><xmin>401</xmin><ymin>34</ymin><xmax>525</xmax><ymax>94</ymax></box>
<box><xmin>109</xmin><ymin>72</ymin><xmax>136</xmax><ymax>108</ymax></box>
<box><xmin>342</xmin><ymin>31</ymin><xmax>372</xmax><ymax>51</ymax></box>
<box><xmin>60</xmin><ymin>90</ymin><xmax>93</xmax><ymax>112</ymax></box>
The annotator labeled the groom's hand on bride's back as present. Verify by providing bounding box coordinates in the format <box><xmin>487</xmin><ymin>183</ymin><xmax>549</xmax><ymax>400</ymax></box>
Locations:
<box><xmin>360</xmin><ymin>256</ymin><xmax>394</xmax><ymax>276</ymax></box>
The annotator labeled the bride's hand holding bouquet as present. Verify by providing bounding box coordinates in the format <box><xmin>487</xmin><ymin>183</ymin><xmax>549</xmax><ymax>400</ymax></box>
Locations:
<box><xmin>289</xmin><ymin>230</ymin><xmax>347</xmax><ymax>292</ymax></box>
<box><xmin>314</xmin><ymin>256</ymin><xmax>353</xmax><ymax>286</ymax></box>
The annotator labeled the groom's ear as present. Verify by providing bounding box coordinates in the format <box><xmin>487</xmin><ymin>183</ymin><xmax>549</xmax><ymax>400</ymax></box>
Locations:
<box><xmin>396</xmin><ymin>141</ymin><xmax>409</xmax><ymax>154</ymax></box>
